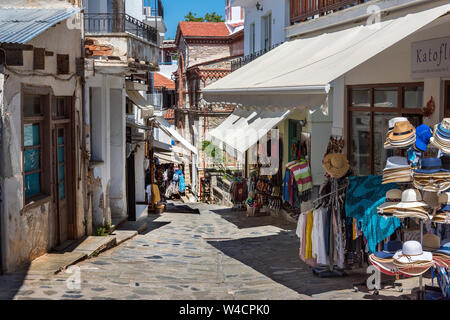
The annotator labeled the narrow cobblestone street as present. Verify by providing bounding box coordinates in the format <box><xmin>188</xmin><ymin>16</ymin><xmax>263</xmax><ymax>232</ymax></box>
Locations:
<box><xmin>0</xmin><ymin>203</ymin><xmax>430</xmax><ymax>300</ymax></box>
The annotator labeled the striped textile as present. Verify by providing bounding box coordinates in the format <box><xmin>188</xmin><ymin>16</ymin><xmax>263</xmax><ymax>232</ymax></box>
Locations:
<box><xmin>286</xmin><ymin>160</ymin><xmax>313</xmax><ymax>193</ymax></box>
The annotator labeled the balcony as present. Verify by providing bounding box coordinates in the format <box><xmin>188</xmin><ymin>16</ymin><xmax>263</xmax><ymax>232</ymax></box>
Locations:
<box><xmin>143</xmin><ymin>0</ymin><xmax>164</xmax><ymax>18</ymax></box>
<box><xmin>84</xmin><ymin>13</ymin><xmax>157</xmax><ymax>44</ymax></box>
<box><xmin>231</xmin><ymin>43</ymin><xmax>283</xmax><ymax>72</ymax></box>
<box><xmin>290</xmin><ymin>0</ymin><xmax>369</xmax><ymax>25</ymax></box>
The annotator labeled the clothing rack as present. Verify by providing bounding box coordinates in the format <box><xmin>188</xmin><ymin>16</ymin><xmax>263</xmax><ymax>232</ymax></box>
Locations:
<box><xmin>312</xmin><ymin>184</ymin><xmax>348</xmax><ymax>205</ymax></box>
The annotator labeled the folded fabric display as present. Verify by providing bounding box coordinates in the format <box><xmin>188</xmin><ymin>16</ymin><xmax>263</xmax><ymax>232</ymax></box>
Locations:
<box><xmin>414</xmin><ymin>124</ymin><xmax>433</xmax><ymax>152</ymax></box>
<box><xmin>430</xmin><ymin>118</ymin><xmax>450</xmax><ymax>154</ymax></box>
<box><xmin>345</xmin><ymin>175</ymin><xmax>401</xmax><ymax>254</ymax></box>
<box><xmin>413</xmin><ymin>158</ymin><xmax>450</xmax><ymax>192</ymax></box>
<box><xmin>382</xmin><ymin>156</ymin><xmax>412</xmax><ymax>184</ymax></box>
<box><xmin>393</xmin><ymin>241</ymin><xmax>434</xmax><ymax>276</ymax></box>
<box><xmin>392</xmin><ymin>189</ymin><xmax>431</xmax><ymax>220</ymax></box>
<box><xmin>384</xmin><ymin>120</ymin><xmax>416</xmax><ymax>149</ymax></box>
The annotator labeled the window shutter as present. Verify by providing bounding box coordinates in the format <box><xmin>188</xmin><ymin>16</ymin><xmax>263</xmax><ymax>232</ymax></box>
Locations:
<box><xmin>5</xmin><ymin>49</ymin><xmax>23</xmax><ymax>66</ymax></box>
<box><xmin>57</xmin><ymin>54</ymin><xmax>69</xmax><ymax>74</ymax></box>
<box><xmin>33</xmin><ymin>48</ymin><xmax>45</xmax><ymax>70</ymax></box>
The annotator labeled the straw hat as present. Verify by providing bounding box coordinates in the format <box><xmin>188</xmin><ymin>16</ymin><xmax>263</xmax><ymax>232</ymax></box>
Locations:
<box><xmin>323</xmin><ymin>153</ymin><xmax>349</xmax><ymax>179</ymax></box>
<box><xmin>395</xmin><ymin>189</ymin><xmax>428</xmax><ymax>209</ymax></box>
<box><xmin>388</xmin><ymin>121</ymin><xmax>415</xmax><ymax>141</ymax></box>
<box><xmin>422</xmin><ymin>233</ymin><xmax>440</xmax><ymax>251</ymax></box>
<box><xmin>378</xmin><ymin>189</ymin><xmax>402</xmax><ymax>212</ymax></box>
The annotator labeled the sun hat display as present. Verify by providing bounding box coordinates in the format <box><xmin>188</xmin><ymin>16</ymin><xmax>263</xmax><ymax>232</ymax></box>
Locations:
<box><xmin>388</xmin><ymin>117</ymin><xmax>409</xmax><ymax>132</ymax></box>
<box><xmin>430</xmin><ymin>118</ymin><xmax>450</xmax><ymax>153</ymax></box>
<box><xmin>382</xmin><ymin>157</ymin><xmax>412</xmax><ymax>184</ymax></box>
<box><xmin>414</xmin><ymin>158</ymin><xmax>450</xmax><ymax>174</ymax></box>
<box><xmin>393</xmin><ymin>240</ymin><xmax>433</xmax><ymax>264</ymax></box>
<box><xmin>423</xmin><ymin>191</ymin><xmax>440</xmax><ymax>209</ymax></box>
<box><xmin>369</xmin><ymin>254</ymin><xmax>400</xmax><ymax>276</ymax></box>
<box><xmin>373</xmin><ymin>240</ymin><xmax>403</xmax><ymax>259</ymax></box>
<box><xmin>385</xmin><ymin>121</ymin><xmax>416</xmax><ymax>148</ymax></box>
<box><xmin>434</xmin><ymin>241</ymin><xmax>450</xmax><ymax>257</ymax></box>
<box><xmin>414</xmin><ymin>124</ymin><xmax>433</xmax><ymax>152</ymax></box>
<box><xmin>422</xmin><ymin>233</ymin><xmax>441</xmax><ymax>251</ymax></box>
<box><xmin>322</xmin><ymin>153</ymin><xmax>349</xmax><ymax>179</ymax></box>
<box><xmin>395</xmin><ymin>189</ymin><xmax>428</xmax><ymax>209</ymax></box>
<box><xmin>377</xmin><ymin>189</ymin><xmax>402</xmax><ymax>214</ymax></box>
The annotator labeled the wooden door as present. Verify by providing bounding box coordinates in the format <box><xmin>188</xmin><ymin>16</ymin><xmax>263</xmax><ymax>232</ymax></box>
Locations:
<box><xmin>53</xmin><ymin>125</ymin><xmax>70</xmax><ymax>244</ymax></box>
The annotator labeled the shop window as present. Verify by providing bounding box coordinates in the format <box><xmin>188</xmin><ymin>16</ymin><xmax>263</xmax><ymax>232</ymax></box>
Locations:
<box><xmin>23</xmin><ymin>93</ymin><xmax>49</xmax><ymax>202</ymax></box>
<box><xmin>348</xmin><ymin>84</ymin><xmax>424</xmax><ymax>176</ymax></box>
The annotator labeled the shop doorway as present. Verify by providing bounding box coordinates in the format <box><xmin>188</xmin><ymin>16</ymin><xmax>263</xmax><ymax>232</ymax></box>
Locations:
<box><xmin>51</xmin><ymin>96</ymin><xmax>75</xmax><ymax>245</ymax></box>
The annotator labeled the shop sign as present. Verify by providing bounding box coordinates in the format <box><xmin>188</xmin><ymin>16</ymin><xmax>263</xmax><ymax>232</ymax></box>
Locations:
<box><xmin>411</xmin><ymin>36</ymin><xmax>450</xmax><ymax>79</ymax></box>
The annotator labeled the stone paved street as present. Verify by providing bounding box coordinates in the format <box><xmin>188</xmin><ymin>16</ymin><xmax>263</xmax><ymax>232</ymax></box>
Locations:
<box><xmin>0</xmin><ymin>203</ymin><xmax>431</xmax><ymax>300</ymax></box>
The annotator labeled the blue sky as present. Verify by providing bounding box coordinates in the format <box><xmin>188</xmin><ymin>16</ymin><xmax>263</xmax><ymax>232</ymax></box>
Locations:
<box><xmin>145</xmin><ymin>0</ymin><xmax>226</xmax><ymax>39</ymax></box>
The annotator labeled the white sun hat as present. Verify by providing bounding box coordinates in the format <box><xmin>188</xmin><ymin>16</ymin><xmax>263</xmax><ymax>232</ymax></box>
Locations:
<box><xmin>395</xmin><ymin>189</ymin><xmax>428</xmax><ymax>209</ymax></box>
<box><xmin>383</xmin><ymin>157</ymin><xmax>411</xmax><ymax>171</ymax></box>
<box><xmin>393</xmin><ymin>240</ymin><xmax>433</xmax><ymax>264</ymax></box>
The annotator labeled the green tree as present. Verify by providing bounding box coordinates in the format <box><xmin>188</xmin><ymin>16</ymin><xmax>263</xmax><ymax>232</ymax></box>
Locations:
<box><xmin>204</xmin><ymin>12</ymin><xmax>224</xmax><ymax>22</ymax></box>
<box><xmin>184</xmin><ymin>11</ymin><xmax>204</xmax><ymax>22</ymax></box>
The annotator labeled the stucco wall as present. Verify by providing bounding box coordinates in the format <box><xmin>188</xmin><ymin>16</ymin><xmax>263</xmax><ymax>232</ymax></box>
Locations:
<box><xmin>241</xmin><ymin>0</ymin><xmax>289</xmax><ymax>56</ymax></box>
<box><xmin>0</xmin><ymin>20</ymin><xmax>84</xmax><ymax>272</ymax></box>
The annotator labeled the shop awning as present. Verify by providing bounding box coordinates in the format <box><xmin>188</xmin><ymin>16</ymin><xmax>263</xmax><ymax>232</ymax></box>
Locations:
<box><xmin>126</xmin><ymin>90</ymin><xmax>154</xmax><ymax>119</ymax></box>
<box><xmin>202</xmin><ymin>3</ymin><xmax>450</xmax><ymax>109</ymax></box>
<box><xmin>154</xmin><ymin>152</ymin><xmax>182</xmax><ymax>165</ymax></box>
<box><xmin>153</xmin><ymin>117</ymin><xmax>198</xmax><ymax>155</ymax></box>
<box><xmin>208</xmin><ymin>107</ymin><xmax>291</xmax><ymax>157</ymax></box>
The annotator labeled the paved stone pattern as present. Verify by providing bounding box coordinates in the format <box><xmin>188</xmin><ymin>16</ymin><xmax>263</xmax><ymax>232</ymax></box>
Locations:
<box><xmin>0</xmin><ymin>203</ymin><xmax>432</xmax><ymax>300</ymax></box>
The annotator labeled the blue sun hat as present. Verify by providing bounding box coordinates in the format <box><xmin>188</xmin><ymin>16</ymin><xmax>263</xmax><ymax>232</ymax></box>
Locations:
<box><xmin>415</xmin><ymin>124</ymin><xmax>432</xmax><ymax>152</ymax></box>
<box><xmin>435</xmin><ymin>241</ymin><xmax>450</xmax><ymax>257</ymax></box>
<box><xmin>415</xmin><ymin>158</ymin><xmax>450</xmax><ymax>174</ymax></box>
<box><xmin>374</xmin><ymin>240</ymin><xmax>402</xmax><ymax>259</ymax></box>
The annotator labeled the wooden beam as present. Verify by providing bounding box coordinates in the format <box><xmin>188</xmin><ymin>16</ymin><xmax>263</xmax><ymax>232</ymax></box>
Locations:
<box><xmin>0</xmin><ymin>43</ymin><xmax>33</xmax><ymax>51</ymax></box>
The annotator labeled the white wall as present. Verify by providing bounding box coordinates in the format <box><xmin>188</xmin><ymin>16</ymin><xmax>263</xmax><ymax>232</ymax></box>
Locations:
<box><xmin>125</xmin><ymin>0</ymin><xmax>144</xmax><ymax>20</ymax></box>
<box><xmin>241</xmin><ymin>0</ymin><xmax>289</xmax><ymax>56</ymax></box>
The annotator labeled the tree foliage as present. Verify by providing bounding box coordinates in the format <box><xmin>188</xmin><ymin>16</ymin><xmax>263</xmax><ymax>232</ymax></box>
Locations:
<box><xmin>184</xmin><ymin>11</ymin><xmax>224</xmax><ymax>22</ymax></box>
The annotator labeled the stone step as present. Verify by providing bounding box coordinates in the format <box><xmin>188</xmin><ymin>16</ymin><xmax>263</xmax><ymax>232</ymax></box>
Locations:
<box><xmin>110</xmin><ymin>230</ymin><xmax>138</xmax><ymax>246</ymax></box>
<box><xmin>71</xmin><ymin>236</ymin><xmax>117</xmax><ymax>258</ymax></box>
<box><xmin>27</xmin><ymin>252</ymin><xmax>87</xmax><ymax>275</ymax></box>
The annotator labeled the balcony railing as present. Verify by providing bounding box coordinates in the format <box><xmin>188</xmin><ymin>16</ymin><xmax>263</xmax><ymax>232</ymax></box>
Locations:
<box><xmin>231</xmin><ymin>43</ymin><xmax>283</xmax><ymax>72</ymax></box>
<box><xmin>290</xmin><ymin>0</ymin><xmax>368</xmax><ymax>24</ymax></box>
<box><xmin>84</xmin><ymin>13</ymin><xmax>158</xmax><ymax>44</ymax></box>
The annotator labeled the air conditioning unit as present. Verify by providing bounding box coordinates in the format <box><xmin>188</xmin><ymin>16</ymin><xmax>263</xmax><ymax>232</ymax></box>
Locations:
<box><xmin>143</xmin><ymin>7</ymin><xmax>152</xmax><ymax>17</ymax></box>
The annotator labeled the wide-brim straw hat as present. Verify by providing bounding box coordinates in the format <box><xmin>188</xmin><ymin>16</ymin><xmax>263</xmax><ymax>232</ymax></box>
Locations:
<box><xmin>323</xmin><ymin>153</ymin><xmax>349</xmax><ymax>179</ymax></box>
<box><xmin>388</xmin><ymin>121</ymin><xmax>415</xmax><ymax>141</ymax></box>
<box><xmin>393</xmin><ymin>241</ymin><xmax>433</xmax><ymax>264</ymax></box>
<box><xmin>422</xmin><ymin>233</ymin><xmax>441</xmax><ymax>251</ymax></box>
<box><xmin>395</xmin><ymin>262</ymin><xmax>434</xmax><ymax>277</ymax></box>
<box><xmin>369</xmin><ymin>254</ymin><xmax>399</xmax><ymax>276</ymax></box>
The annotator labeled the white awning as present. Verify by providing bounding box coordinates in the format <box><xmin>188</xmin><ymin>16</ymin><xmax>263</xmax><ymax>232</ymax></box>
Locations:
<box><xmin>126</xmin><ymin>90</ymin><xmax>154</xmax><ymax>119</ymax></box>
<box><xmin>208</xmin><ymin>107</ymin><xmax>291</xmax><ymax>157</ymax></box>
<box><xmin>153</xmin><ymin>117</ymin><xmax>198</xmax><ymax>155</ymax></box>
<box><xmin>154</xmin><ymin>152</ymin><xmax>182</xmax><ymax>165</ymax></box>
<box><xmin>203</xmin><ymin>3</ymin><xmax>450</xmax><ymax>109</ymax></box>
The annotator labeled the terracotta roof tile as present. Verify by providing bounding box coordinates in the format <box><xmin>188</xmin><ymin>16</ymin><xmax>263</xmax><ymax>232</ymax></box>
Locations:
<box><xmin>163</xmin><ymin>109</ymin><xmax>175</xmax><ymax>120</ymax></box>
<box><xmin>179</xmin><ymin>21</ymin><xmax>230</xmax><ymax>38</ymax></box>
<box><xmin>154</xmin><ymin>73</ymin><xmax>175</xmax><ymax>90</ymax></box>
